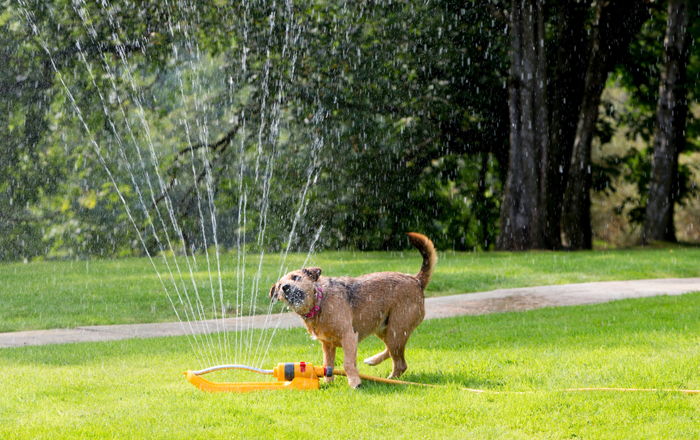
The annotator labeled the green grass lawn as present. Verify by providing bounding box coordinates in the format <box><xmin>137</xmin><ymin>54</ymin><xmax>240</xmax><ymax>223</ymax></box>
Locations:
<box><xmin>1</xmin><ymin>246</ymin><xmax>699</xmax><ymax>332</ymax></box>
<box><xmin>1</xmin><ymin>293</ymin><xmax>699</xmax><ymax>439</ymax></box>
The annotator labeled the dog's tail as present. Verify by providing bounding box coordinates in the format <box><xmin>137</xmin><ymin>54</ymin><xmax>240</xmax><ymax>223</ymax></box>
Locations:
<box><xmin>407</xmin><ymin>232</ymin><xmax>437</xmax><ymax>290</ymax></box>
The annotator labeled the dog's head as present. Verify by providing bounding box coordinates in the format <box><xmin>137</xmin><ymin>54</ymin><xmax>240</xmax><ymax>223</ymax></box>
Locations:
<box><xmin>269</xmin><ymin>267</ymin><xmax>322</xmax><ymax>314</ymax></box>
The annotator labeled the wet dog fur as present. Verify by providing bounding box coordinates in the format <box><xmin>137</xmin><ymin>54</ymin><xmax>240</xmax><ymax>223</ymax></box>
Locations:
<box><xmin>269</xmin><ymin>232</ymin><xmax>437</xmax><ymax>388</ymax></box>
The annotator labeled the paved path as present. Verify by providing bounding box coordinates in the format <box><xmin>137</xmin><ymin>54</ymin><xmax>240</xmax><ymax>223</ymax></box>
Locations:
<box><xmin>2</xmin><ymin>278</ymin><xmax>699</xmax><ymax>348</ymax></box>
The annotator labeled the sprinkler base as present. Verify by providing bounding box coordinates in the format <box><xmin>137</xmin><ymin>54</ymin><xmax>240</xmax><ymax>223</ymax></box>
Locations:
<box><xmin>184</xmin><ymin>362</ymin><xmax>330</xmax><ymax>393</ymax></box>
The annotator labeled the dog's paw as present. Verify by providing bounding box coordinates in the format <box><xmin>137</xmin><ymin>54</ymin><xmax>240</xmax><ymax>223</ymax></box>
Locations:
<box><xmin>324</xmin><ymin>376</ymin><xmax>335</xmax><ymax>384</ymax></box>
<box><xmin>363</xmin><ymin>351</ymin><xmax>389</xmax><ymax>367</ymax></box>
<box><xmin>348</xmin><ymin>377</ymin><xmax>362</xmax><ymax>389</ymax></box>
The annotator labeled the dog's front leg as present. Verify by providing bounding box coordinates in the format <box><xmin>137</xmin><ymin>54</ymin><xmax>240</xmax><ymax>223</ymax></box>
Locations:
<box><xmin>322</xmin><ymin>341</ymin><xmax>336</xmax><ymax>383</ymax></box>
<box><xmin>341</xmin><ymin>331</ymin><xmax>361</xmax><ymax>389</ymax></box>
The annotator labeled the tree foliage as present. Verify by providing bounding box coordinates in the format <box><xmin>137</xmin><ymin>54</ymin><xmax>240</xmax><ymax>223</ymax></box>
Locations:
<box><xmin>0</xmin><ymin>0</ymin><xmax>697</xmax><ymax>260</ymax></box>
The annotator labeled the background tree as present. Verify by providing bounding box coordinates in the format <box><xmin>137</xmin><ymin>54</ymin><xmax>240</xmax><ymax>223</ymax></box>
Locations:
<box><xmin>544</xmin><ymin>0</ymin><xmax>591</xmax><ymax>249</ymax></box>
<box><xmin>1</xmin><ymin>0</ymin><xmax>698</xmax><ymax>260</ymax></box>
<box><xmin>612</xmin><ymin>0</ymin><xmax>700</xmax><ymax>242</ymax></box>
<box><xmin>497</xmin><ymin>0</ymin><xmax>548</xmax><ymax>251</ymax></box>
<box><xmin>561</xmin><ymin>0</ymin><xmax>649</xmax><ymax>249</ymax></box>
<box><xmin>644</xmin><ymin>0</ymin><xmax>691</xmax><ymax>242</ymax></box>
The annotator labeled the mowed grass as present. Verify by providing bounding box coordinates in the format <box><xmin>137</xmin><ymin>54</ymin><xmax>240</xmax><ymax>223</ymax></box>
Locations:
<box><xmin>1</xmin><ymin>246</ymin><xmax>699</xmax><ymax>332</ymax></box>
<box><xmin>1</xmin><ymin>293</ymin><xmax>699</xmax><ymax>439</ymax></box>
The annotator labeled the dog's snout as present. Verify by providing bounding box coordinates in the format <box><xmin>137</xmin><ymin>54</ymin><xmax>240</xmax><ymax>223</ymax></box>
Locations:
<box><xmin>280</xmin><ymin>284</ymin><xmax>305</xmax><ymax>306</ymax></box>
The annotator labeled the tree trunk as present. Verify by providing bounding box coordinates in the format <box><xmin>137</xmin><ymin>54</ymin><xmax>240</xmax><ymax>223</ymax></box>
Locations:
<box><xmin>545</xmin><ymin>0</ymin><xmax>591</xmax><ymax>249</ymax></box>
<box><xmin>644</xmin><ymin>0</ymin><xmax>690</xmax><ymax>243</ymax></box>
<box><xmin>561</xmin><ymin>0</ymin><xmax>648</xmax><ymax>250</ymax></box>
<box><xmin>498</xmin><ymin>0</ymin><xmax>548</xmax><ymax>251</ymax></box>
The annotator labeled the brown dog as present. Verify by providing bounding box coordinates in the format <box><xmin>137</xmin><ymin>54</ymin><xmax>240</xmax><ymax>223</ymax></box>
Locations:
<box><xmin>269</xmin><ymin>232</ymin><xmax>437</xmax><ymax>388</ymax></box>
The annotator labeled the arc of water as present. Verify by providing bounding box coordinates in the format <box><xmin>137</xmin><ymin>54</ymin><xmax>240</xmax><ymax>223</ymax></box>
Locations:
<box><xmin>167</xmin><ymin>0</ymin><xmax>263</xmax><ymax>367</ymax></box>
<box><xmin>253</xmin><ymin>130</ymin><xmax>324</xmax><ymax>368</ymax></box>
<box><xmin>202</xmin><ymin>145</ymin><xmax>228</xmax><ymax>364</ymax></box>
<box><xmin>69</xmin><ymin>0</ymin><xmax>211</xmax><ymax>367</ymax></box>
<box><xmin>242</xmin><ymin>0</ymin><xmax>304</xmax><ymax>367</ymax></box>
<box><xmin>121</xmin><ymin>48</ymin><xmax>219</xmax><ymax>365</ymax></box>
<box><xmin>243</xmin><ymin>149</ymin><xmax>278</xmax><ymax>366</ymax></box>
<box><xmin>109</xmin><ymin>60</ymin><xmax>216</xmax><ymax>367</ymax></box>
<box><xmin>106</xmin><ymin>0</ymin><xmax>228</xmax><ymax>364</ymax></box>
<box><xmin>234</xmin><ymin>0</ymin><xmax>249</xmax><ymax>366</ymax></box>
<box><xmin>85</xmin><ymin>0</ymin><xmax>223</xmax><ymax>366</ymax></box>
<box><xmin>252</xmin><ymin>163</ymin><xmax>318</xmax><ymax>367</ymax></box>
<box><xmin>72</xmin><ymin>43</ymin><xmax>209</xmax><ymax>367</ymax></box>
<box><xmin>232</xmin><ymin>107</ymin><xmax>249</xmax><ymax>365</ymax></box>
<box><xmin>191</xmin><ymin>98</ymin><xmax>230</xmax><ymax>363</ymax></box>
<box><xmin>257</xmin><ymin>223</ymin><xmax>324</xmax><ymax>369</ymax></box>
<box><xmin>240</xmin><ymin>73</ymin><xmax>273</xmax><ymax>366</ymax></box>
<box><xmin>191</xmin><ymin>56</ymin><xmax>230</xmax><ymax>364</ymax></box>
<box><xmin>244</xmin><ymin>105</ymin><xmax>273</xmax><ymax>368</ymax></box>
<box><xmin>237</xmin><ymin>192</ymin><xmax>248</xmax><ymax>364</ymax></box>
<box><xmin>183</xmin><ymin>114</ymin><xmax>223</xmax><ymax>365</ymax></box>
<box><xmin>253</xmin><ymin>99</ymin><xmax>326</xmax><ymax>367</ymax></box>
<box><xmin>13</xmin><ymin>0</ymin><xmax>214</xmax><ymax>370</ymax></box>
<box><xmin>29</xmin><ymin>0</ymin><xmax>319</xmax><ymax>369</ymax></box>
<box><xmin>243</xmin><ymin>121</ymin><xmax>284</xmax><ymax>366</ymax></box>
<box><xmin>175</xmin><ymin>61</ymin><xmax>225</xmax><ymax>364</ymax></box>
<box><xmin>111</xmin><ymin>42</ymin><xmax>222</xmax><ymax>365</ymax></box>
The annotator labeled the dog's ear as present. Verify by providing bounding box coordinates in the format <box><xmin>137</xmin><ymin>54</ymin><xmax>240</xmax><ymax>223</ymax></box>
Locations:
<box><xmin>269</xmin><ymin>284</ymin><xmax>278</xmax><ymax>299</ymax></box>
<box><xmin>302</xmin><ymin>267</ymin><xmax>322</xmax><ymax>282</ymax></box>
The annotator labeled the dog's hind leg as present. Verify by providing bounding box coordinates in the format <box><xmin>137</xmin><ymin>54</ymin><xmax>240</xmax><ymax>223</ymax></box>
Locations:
<box><xmin>385</xmin><ymin>318</ymin><xmax>421</xmax><ymax>378</ymax></box>
<box><xmin>385</xmin><ymin>298</ymin><xmax>425</xmax><ymax>378</ymax></box>
<box><xmin>386</xmin><ymin>339</ymin><xmax>408</xmax><ymax>378</ymax></box>
<box><xmin>364</xmin><ymin>322</ymin><xmax>391</xmax><ymax>366</ymax></box>
<box><xmin>322</xmin><ymin>341</ymin><xmax>336</xmax><ymax>383</ymax></box>
<box><xmin>363</xmin><ymin>347</ymin><xmax>390</xmax><ymax>366</ymax></box>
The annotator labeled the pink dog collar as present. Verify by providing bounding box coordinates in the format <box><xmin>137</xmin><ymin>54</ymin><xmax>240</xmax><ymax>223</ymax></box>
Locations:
<box><xmin>304</xmin><ymin>286</ymin><xmax>323</xmax><ymax>319</ymax></box>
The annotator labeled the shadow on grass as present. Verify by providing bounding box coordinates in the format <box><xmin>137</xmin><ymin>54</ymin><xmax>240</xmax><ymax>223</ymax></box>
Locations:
<box><xmin>399</xmin><ymin>371</ymin><xmax>507</xmax><ymax>390</ymax></box>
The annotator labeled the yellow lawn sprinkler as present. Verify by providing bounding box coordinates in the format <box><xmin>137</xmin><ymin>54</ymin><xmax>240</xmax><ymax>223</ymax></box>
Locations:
<box><xmin>184</xmin><ymin>362</ymin><xmax>333</xmax><ymax>392</ymax></box>
<box><xmin>184</xmin><ymin>362</ymin><xmax>437</xmax><ymax>392</ymax></box>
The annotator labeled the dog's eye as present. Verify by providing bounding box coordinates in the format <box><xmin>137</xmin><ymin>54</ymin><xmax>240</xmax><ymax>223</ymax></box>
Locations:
<box><xmin>291</xmin><ymin>275</ymin><xmax>300</xmax><ymax>281</ymax></box>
